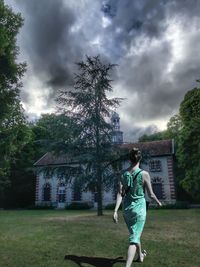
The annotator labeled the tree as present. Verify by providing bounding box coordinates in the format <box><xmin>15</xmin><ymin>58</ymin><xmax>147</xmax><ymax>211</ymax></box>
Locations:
<box><xmin>139</xmin><ymin>114</ymin><xmax>182</xmax><ymax>143</ymax></box>
<box><xmin>2</xmin><ymin>124</ymin><xmax>35</xmax><ymax>208</ymax></box>
<box><xmin>166</xmin><ymin>114</ymin><xmax>193</xmax><ymax>202</ymax></box>
<box><xmin>0</xmin><ymin>0</ymin><xmax>26</xmax><ymax>121</ymax></box>
<box><xmin>167</xmin><ymin>114</ymin><xmax>182</xmax><ymax>140</ymax></box>
<box><xmin>57</xmin><ymin>56</ymin><xmax>123</xmax><ymax>215</ymax></box>
<box><xmin>35</xmin><ymin>113</ymin><xmax>79</xmax><ymax>153</ymax></box>
<box><xmin>0</xmin><ymin>101</ymin><xmax>32</xmax><ymax>203</ymax></box>
<box><xmin>139</xmin><ymin>130</ymin><xmax>168</xmax><ymax>142</ymax></box>
<box><xmin>138</xmin><ymin>86</ymin><xmax>200</xmax><ymax>202</ymax></box>
<box><xmin>0</xmin><ymin>1</ymin><xmax>27</xmax><ymax>202</ymax></box>
<box><xmin>177</xmin><ymin>87</ymin><xmax>200</xmax><ymax>200</ymax></box>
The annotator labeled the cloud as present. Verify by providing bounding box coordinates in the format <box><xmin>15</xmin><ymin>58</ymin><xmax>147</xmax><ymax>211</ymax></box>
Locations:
<box><xmin>5</xmin><ymin>0</ymin><xmax>200</xmax><ymax>140</ymax></box>
<box><xmin>104</xmin><ymin>0</ymin><xmax>200</xmax><ymax>124</ymax></box>
<box><xmin>12</xmin><ymin>0</ymin><xmax>107</xmax><ymax>107</ymax></box>
<box><xmin>124</xmin><ymin>124</ymin><xmax>159</xmax><ymax>142</ymax></box>
<box><xmin>18</xmin><ymin>0</ymin><xmax>77</xmax><ymax>89</ymax></box>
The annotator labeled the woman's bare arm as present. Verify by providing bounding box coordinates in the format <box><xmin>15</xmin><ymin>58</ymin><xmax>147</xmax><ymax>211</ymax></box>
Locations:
<box><xmin>143</xmin><ymin>171</ymin><xmax>162</xmax><ymax>206</ymax></box>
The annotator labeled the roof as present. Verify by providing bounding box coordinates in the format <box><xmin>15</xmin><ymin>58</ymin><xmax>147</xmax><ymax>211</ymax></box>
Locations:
<box><xmin>33</xmin><ymin>152</ymin><xmax>79</xmax><ymax>167</ymax></box>
<box><xmin>34</xmin><ymin>139</ymin><xmax>174</xmax><ymax>167</ymax></box>
<box><xmin>120</xmin><ymin>139</ymin><xmax>174</xmax><ymax>156</ymax></box>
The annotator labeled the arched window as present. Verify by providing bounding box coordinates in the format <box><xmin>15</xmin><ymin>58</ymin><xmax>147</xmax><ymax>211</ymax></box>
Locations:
<box><xmin>43</xmin><ymin>183</ymin><xmax>51</xmax><ymax>201</ymax></box>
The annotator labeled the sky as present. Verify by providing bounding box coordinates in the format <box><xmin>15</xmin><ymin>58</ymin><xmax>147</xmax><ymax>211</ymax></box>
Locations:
<box><xmin>5</xmin><ymin>0</ymin><xmax>200</xmax><ymax>141</ymax></box>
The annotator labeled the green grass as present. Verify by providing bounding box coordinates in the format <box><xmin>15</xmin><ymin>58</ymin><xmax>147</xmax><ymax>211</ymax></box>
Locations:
<box><xmin>0</xmin><ymin>209</ymin><xmax>199</xmax><ymax>267</ymax></box>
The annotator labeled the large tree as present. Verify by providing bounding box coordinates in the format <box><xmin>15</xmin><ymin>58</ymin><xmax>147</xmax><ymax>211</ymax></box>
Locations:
<box><xmin>177</xmin><ymin>86</ymin><xmax>200</xmax><ymax>200</ymax></box>
<box><xmin>0</xmin><ymin>0</ymin><xmax>25</xmax><ymax>120</ymax></box>
<box><xmin>137</xmin><ymin>85</ymin><xmax>200</xmax><ymax>202</ymax></box>
<box><xmin>0</xmin><ymin>1</ymin><xmax>27</xmax><ymax>201</ymax></box>
<box><xmin>57</xmin><ymin>56</ymin><xmax>123</xmax><ymax>215</ymax></box>
<box><xmin>2</xmin><ymin>123</ymin><xmax>34</xmax><ymax>208</ymax></box>
<box><xmin>138</xmin><ymin>113</ymin><xmax>193</xmax><ymax>202</ymax></box>
<box><xmin>0</xmin><ymin>101</ymin><xmax>32</xmax><ymax>205</ymax></box>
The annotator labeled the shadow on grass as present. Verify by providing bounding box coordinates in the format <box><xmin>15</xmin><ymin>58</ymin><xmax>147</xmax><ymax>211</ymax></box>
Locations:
<box><xmin>64</xmin><ymin>254</ymin><xmax>126</xmax><ymax>266</ymax></box>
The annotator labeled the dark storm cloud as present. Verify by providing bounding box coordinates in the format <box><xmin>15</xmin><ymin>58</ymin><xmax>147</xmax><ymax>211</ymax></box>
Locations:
<box><xmin>6</xmin><ymin>0</ymin><xmax>108</xmax><ymax>109</ymax></box>
<box><xmin>17</xmin><ymin>0</ymin><xmax>77</xmax><ymax>89</ymax></box>
<box><xmin>101</xmin><ymin>0</ymin><xmax>168</xmax><ymax>59</ymax></box>
<box><xmin>101</xmin><ymin>0</ymin><xmax>200</xmax><ymax>122</ymax></box>
<box><xmin>4</xmin><ymin>0</ymin><xmax>200</xmax><ymax>140</ymax></box>
<box><xmin>118</xmin><ymin>40</ymin><xmax>175</xmax><ymax>120</ymax></box>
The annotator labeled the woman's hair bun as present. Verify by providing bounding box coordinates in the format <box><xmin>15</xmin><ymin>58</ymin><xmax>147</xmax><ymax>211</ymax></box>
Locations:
<box><xmin>129</xmin><ymin>147</ymin><xmax>142</xmax><ymax>164</ymax></box>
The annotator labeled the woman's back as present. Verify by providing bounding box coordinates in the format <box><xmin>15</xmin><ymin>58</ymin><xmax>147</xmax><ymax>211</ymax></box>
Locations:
<box><xmin>121</xmin><ymin>167</ymin><xmax>145</xmax><ymax>207</ymax></box>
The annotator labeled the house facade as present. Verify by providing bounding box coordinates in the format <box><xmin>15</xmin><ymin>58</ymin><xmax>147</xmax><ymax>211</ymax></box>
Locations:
<box><xmin>34</xmin><ymin>139</ymin><xmax>176</xmax><ymax>208</ymax></box>
<box><xmin>34</xmin><ymin>112</ymin><xmax>176</xmax><ymax>208</ymax></box>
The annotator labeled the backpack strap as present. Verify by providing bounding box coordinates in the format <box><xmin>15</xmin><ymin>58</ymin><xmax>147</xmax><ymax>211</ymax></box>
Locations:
<box><xmin>122</xmin><ymin>169</ymin><xmax>143</xmax><ymax>197</ymax></box>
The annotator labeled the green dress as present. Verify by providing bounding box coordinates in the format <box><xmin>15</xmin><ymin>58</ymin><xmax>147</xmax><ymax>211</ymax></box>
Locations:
<box><xmin>121</xmin><ymin>167</ymin><xmax>146</xmax><ymax>244</ymax></box>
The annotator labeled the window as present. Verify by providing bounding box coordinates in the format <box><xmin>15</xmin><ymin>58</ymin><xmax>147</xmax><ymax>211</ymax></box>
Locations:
<box><xmin>43</xmin><ymin>183</ymin><xmax>51</xmax><ymax>201</ymax></box>
<box><xmin>152</xmin><ymin>183</ymin><xmax>163</xmax><ymax>199</ymax></box>
<box><xmin>58</xmin><ymin>184</ymin><xmax>66</xmax><ymax>203</ymax></box>
<box><xmin>149</xmin><ymin>160</ymin><xmax>162</xmax><ymax>172</ymax></box>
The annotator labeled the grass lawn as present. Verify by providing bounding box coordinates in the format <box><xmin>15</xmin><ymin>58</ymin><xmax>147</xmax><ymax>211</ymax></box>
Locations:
<box><xmin>0</xmin><ymin>209</ymin><xmax>199</xmax><ymax>267</ymax></box>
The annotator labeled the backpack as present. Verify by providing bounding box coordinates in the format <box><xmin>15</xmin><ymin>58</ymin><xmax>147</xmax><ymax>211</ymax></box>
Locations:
<box><xmin>121</xmin><ymin>169</ymin><xmax>143</xmax><ymax>197</ymax></box>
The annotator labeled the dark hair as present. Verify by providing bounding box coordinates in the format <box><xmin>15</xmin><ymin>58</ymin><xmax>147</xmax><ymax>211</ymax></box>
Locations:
<box><xmin>129</xmin><ymin>147</ymin><xmax>142</xmax><ymax>164</ymax></box>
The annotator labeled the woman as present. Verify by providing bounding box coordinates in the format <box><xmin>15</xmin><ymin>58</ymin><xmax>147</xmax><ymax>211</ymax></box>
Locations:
<box><xmin>113</xmin><ymin>148</ymin><xmax>162</xmax><ymax>267</ymax></box>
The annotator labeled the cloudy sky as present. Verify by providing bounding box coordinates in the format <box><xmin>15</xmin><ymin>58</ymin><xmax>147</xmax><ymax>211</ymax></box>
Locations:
<box><xmin>5</xmin><ymin>0</ymin><xmax>200</xmax><ymax>141</ymax></box>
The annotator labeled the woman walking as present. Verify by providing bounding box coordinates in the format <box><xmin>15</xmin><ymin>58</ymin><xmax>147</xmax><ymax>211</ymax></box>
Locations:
<box><xmin>113</xmin><ymin>148</ymin><xmax>162</xmax><ymax>267</ymax></box>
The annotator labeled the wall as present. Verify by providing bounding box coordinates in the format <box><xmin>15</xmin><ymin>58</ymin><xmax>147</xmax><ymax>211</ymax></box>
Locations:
<box><xmin>35</xmin><ymin>155</ymin><xmax>176</xmax><ymax>208</ymax></box>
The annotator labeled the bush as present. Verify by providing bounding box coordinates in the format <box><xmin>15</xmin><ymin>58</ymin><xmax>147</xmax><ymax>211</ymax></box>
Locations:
<box><xmin>65</xmin><ymin>201</ymin><xmax>93</xmax><ymax>210</ymax></box>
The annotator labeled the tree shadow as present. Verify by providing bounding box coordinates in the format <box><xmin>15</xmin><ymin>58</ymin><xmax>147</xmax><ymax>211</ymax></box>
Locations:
<box><xmin>64</xmin><ymin>254</ymin><xmax>126</xmax><ymax>267</ymax></box>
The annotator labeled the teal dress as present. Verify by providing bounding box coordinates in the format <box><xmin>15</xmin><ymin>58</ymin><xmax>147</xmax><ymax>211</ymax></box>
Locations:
<box><xmin>121</xmin><ymin>168</ymin><xmax>146</xmax><ymax>244</ymax></box>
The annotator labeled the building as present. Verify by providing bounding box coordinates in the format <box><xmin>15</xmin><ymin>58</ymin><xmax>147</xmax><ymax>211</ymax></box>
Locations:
<box><xmin>111</xmin><ymin>111</ymin><xmax>123</xmax><ymax>144</ymax></box>
<box><xmin>34</xmin><ymin>114</ymin><xmax>176</xmax><ymax>208</ymax></box>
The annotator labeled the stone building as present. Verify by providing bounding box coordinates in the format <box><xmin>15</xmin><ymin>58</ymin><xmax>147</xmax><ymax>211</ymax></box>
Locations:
<box><xmin>34</xmin><ymin>113</ymin><xmax>176</xmax><ymax>208</ymax></box>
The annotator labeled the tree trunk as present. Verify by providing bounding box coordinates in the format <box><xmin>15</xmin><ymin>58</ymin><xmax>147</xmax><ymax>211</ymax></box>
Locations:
<box><xmin>97</xmin><ymin>163</ymin><xmax>103</xmax><ymax>216</ymax></box>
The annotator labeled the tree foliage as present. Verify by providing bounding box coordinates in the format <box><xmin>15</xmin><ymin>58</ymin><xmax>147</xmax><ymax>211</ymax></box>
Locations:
<box><xmin>57</xmin><ymin>56</ymin><xmax>123</xmax><ymax>215</ymax></box>
<box><xmin>2</xmin><ymin>124</ymin><xmax>35</xmax><ymax>208</ymax></box>
<box><xmin>34</xmin><ymin>113</ymin><xmax>79</xmax><ymax>153</ymax></box>
<box><xmin>177</xmin><ymin>87</ymin><xmax>200</xmax><ymax>200</ymax></box>
<box><xmin>0</xmin><ymin>0</ymin><xmax>26</xmax><ymax>120</ymax></box>
<box><xmin>0</xmin><ymin>1</ymin><xmax>28</xmax><ymax>200</ymax></box>
<box><xmin>138</xmin><ymin>85</ymin><xmax>200</xmax><ymax>202</ymax></box>
<box><xmin>167</xmin><ymin>114</ymin><xmax>182</xmax><ymax>140</ymax></box>
<box><xmin>139</xmin><ymin>130</ymin><xmax>169</xmax><ymax>142</ymax></box>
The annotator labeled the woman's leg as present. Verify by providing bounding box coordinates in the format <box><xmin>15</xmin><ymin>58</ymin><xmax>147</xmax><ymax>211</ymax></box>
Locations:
<box><xmin>136</xmin><ymin>243</ymin><xmax>142</xmax><ymax>260</ymax></box>
<box><xmin>135</xmin><ymin>243</ymin><xmax>146</xmax><ymax>262</ymax></box>
<box><xmin>126</xmin><ymin>243</ymin><xmax>137</xmax><ymax>267</ymax></box>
